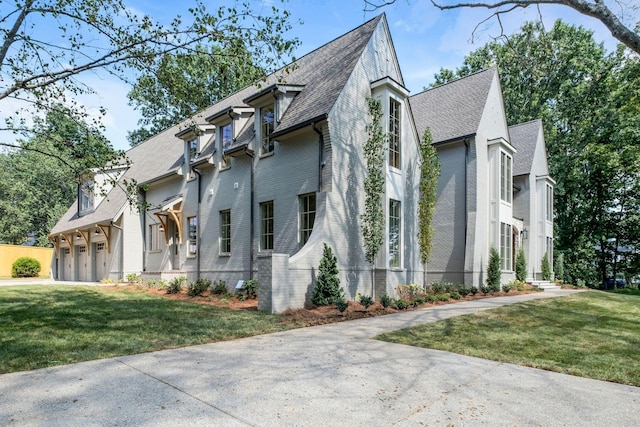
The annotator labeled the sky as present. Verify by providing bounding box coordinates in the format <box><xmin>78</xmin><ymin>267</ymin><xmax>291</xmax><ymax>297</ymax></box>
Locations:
<box><xmin>76</xmin><ymin>0</ymin><xmax>629</xmax><ymax>151</ymax></box>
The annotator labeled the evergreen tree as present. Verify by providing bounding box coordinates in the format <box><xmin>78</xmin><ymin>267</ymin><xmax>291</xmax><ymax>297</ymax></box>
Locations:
<box><xmin>417</xmin><ymin>127</ymin><xmax>441</xmax><ymax>284</ymax></box>
<box><xmin>555</xmin><ymin>253</ymin><xmax>565</xmax><ymax>282</ymax></box>
<box><xmin>515</xmin><ymin>247</ymin><xmax>527</xmax><ymax>282</ymax></box>
<box><xmin>487</xmin><ymin>246</ymin><xmax>502</xmax><ymax>292</ymax></box>
<box><xmin>311</xmin><ymin>243</ymin><xmax>344</xmax><ymax>306</ymax></box>
<box><xmin>541</xmin><ymin>252</ymin><xmax>552</xmax><ymax>281</ymax></box>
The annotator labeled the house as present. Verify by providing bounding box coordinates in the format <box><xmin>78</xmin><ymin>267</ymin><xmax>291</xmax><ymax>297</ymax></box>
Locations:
<box><xmin>49</xmin><ymin>14</ymin><xmax>554</xmax><ymax>311</ymax></box>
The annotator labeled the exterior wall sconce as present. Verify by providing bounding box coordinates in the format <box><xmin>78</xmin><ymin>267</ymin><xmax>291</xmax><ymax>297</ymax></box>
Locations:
<box><xmin>521</xmin><ymin>228</ymin><xmax>529</xmax><ymax>240</ymax></box>
<box><xmin>94</xmin><ymin>229</ymin><xmax>100</xmax><ymax>235</ymax></box>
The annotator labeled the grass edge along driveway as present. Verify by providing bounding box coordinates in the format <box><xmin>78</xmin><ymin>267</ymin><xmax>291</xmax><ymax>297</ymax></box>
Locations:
<box><xmin>377</xmin><ymin>290</ymin><xmax>640</xmax><ymax>387</ymax></box>
<box><xmin>0</xmin><ymin>285</ymin><xmax>300</xmax><ymax>374</ymax></box>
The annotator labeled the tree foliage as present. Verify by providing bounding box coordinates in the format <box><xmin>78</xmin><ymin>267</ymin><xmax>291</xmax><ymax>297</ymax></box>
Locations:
<box><xmin>541</xmin><ymin>251</ymin><xmax>552</xmax><ymax>281</ymax></box>
<box><xmin>515</xmin><ymin>247</ymin><xmax>527</xmax><ymax>282</ymax></box>
<box><xmin>127</xmin><ymin>44</ymin><xmax>266</xmax><ymax>146</ymax></box>
<box><xmin>361</xmin><ymin>97</ymin><xmax>386</xmax><ymax>265</ymax></box>
<box><xmin>432</xmin><ymin>20</ymin><xmax>640</xmax><ymax>286</ymax></box>
<box><xmin>487</xmin><ymin>246</ymin><xmax>502</xmax><ymax>291</ymax></box>
<box><xmin>311</xmin><ymin>243</ymin><xmax>344</xmax><ymax>306</ymax></box>
<box><xmin>417</xmin><ymin>127</ymin><xmax>441</xmax><ymax>265</ymax></box>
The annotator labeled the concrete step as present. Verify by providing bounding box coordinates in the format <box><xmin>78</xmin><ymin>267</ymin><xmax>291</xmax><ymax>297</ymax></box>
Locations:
<box><xmin>530</xmin><ymin>280</ymin><xmax>561</xmax><ymax>290</ymax></box>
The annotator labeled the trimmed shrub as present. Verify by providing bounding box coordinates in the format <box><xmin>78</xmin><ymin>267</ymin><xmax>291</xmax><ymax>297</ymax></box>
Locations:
<box><xmin>541</xmin><ymin>252</ymin><xmax>552</xmax><ymax>281</ymax></box>
<box><xmin>210</xmin><ymin>280</ymin><xmax>228</xmax><ymax>295</ymax></box>
<box><xmin>166</xmin><ymin>276</ymin><xmax>186</xmax><ymax>294</ymax></box>
<box><xmin>502</xmin><ymin>283</ymin><xmax>511</xmax><ymax>293</ymax></box>
<box><xmin>487</xmin><ymin>246</ymin><xmax>502</xmax><ymax>292</ymax></box>
<box><xmin>187</xmin><ymin>278</ymin><xmax>211</xmax><ymax>297</ymax></box>
<box><xmin>458</xmin><ymin>287</ymin><xmax>471</xmax><ymax>297</ymax></box>
<box><xmin>393</xmin><ymin>299</ymin><xmax>409</xmax><ymax>310</ymax></box>
<box><xmin>380</xmin><ymin>294</ymin><xmax>392</xmax><ymax>308</ymax></box>
<box><xmin>359</xmin><ymin>294</ymin><xmax>374</xmax><ymax>309</ymax></box>
<box><xmin>480</xmin><ymin>285</ymin><xmax>490</xmax><ymax>295</ymax></box>
<box><xmin>470</xmin><ymin>286</ymin><xmax>479</xmax><ymax>295</ymax></box>
<box><xmin>11</xmin><ymin>257</ymin><xmax>41</xmax><ymax>278</ymax></box>
<box><xmin>334</xmin><ymin>299</ymin><xmax>349</xmax><ymax>312</ymax></box>
<box><xmin>515</xmin><ymin>247</ymin><xmax>527</xmax><ymax>282</ymax></box>
<box><xmin>311</xmin><ymin>243</ymin><xmax>344</xmax><ymax>306</ymax></box>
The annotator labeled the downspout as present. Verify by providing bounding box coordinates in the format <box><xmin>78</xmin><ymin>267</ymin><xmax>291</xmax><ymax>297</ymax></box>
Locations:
<box><xmin>244</xmin><ymin>147</ymin><xmax>255</xmax><ymax>280</ymax></box>
<box><xmin>142</xmin><ymin>189</ymin><xmax>147</xmax><ymax>273</ymax></box>
<box><xmin>193</xmin><ymin>168</ymin><xmax>202</xmax><ymax>280</ymax></box>
<box><xmin>110</xmin><ymin>221</ymin><xmax>124</xmax><ymax>281</ymax></box>
<box><xmin>311</xmin><ymin>122</ymin><xmax>323</xmax><ymax>192</ymax></box>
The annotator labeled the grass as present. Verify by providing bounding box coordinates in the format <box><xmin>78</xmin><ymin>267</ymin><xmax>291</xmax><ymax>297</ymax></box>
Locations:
<box><xmin>377</xmin><ymin>290</ymin><xmax>640</xmax><ymax>386</ymax></box>
<box><xmin>0</xmin><ymin>285</ymin><xmax>300</xmax><ymax>374</ymax></box>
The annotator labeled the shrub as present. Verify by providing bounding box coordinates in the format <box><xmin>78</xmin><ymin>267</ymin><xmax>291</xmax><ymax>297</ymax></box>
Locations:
<box><xmin>237</xmin><ymin>279</ymin><xmax>258</xmax><ymax>300</ymax></box>
<box><xmin>412</xmin><ymin>296</ymin><xmax>425</xmax><ymax>307</ymax></box>
<box><xmin>458</xmin><ymin>287</ymin><xmax>471</xmax><ymax>297</ymax></box>
<box><xmin>470</xmin><ymin>286</ymin><xmax>479</xmax><ymax>295</ymax></box>
<box><xmin>480</xmin><ymin>285</ymin><xmax>490</xmax><ymax>295</ymax></box>
<box><xmin>450</xmin><ymin>291</ymin><xmax>461</xmax><ymax>300</ymax></box>
<box><xmin>311</xmin><ymin>243</ymin><xmax>344</xmax><ymax>306</ymax></box>
<box><xmin>424</xmin><ymin>294</ymin><xmax>436</xmax><ymax>303</ymax></box>
<box><xmin>436</xmin><ymin>293</ymin><xmax>450</xmax><ymax>302</ymax></box>
<box><xmin>487</xmin><ymin>246</ymin><xmax>502</xmax><ymax>292</ymax></box>
<box><xmin>509</xmin><ymin>279</ymin><xmax>526</xmax><ymax>292</ymax></box>
<box><xmin>396</xmin><ymin>284</ymin><xmax>424</xmax><ymax>300</ymax></box>
<box><xmin>126</xmin><ymin>273</ymin><xmax>142</xmax><ymax>284</ymax></box>
<box><xmin>11</xmin><ymin>257</ymin><xmax>41</xmax><ymax>278</ymax></box>
<box><xmin>334</xmin><ymin>299</ymin><xmax>349</xmax><ymax>312</ymax></box>
<box><xmin>187</xmin><ymin>278</ymin><xmax>211</xmax><ymax>297</ymax></box>
<box><xmin>443</xmin><ymin>283</ymin><xmax>454</xmax><ymax>293</ymax></box>
<box><xmin>555</xmin><ymin>253</ymin><xmax>564</xmax><ymax>281</ymax></box>
<box><xmin>394</xmin><ymin>299</ymin><xmax>409</xmax><ymax>310</ymax></box>
<box><xmin>541</xmin><ymin>252</ymin><xmax>552</xmax><ymax>281</ymax></box>
<box><xmin>502</xmin><ymin>283</ymin><xmax>511</xmax><ymax>293</ymax></box>
<box><xmin>359</xmin><ymin>294</ymin><xmax>374</xmax><ymax>309</ymax></box>
<box><xmin>210</xmin><ymin>280</ymin><xmax>228</xmax><ymax>295</ymax></box>
<box><xmin>515</xmin><ymin>247</ymin><xmax>527</xmax><ymax>282</ymax></box>
<box><xmin>431</xmin><ymin>282</ymin><xmax>445</xmax><ymax>294</ymax></box>
<box><xmin>380</xmin><ymin>294</ymin><xmax>392</xmax><ymax>308</ymax></box>
<box><xmin>166</xmin><ymin>277</ymin><xmax>186</xmax><ymax>294</ymax></box>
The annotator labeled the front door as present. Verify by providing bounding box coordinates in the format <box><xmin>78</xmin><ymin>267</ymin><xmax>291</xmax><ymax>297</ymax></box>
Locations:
<box><xmin>94</xmin><ymin>242</ymin><xmax>106</xmax><ymax>281</ymax></box>
<box><xmin>77</xmin><ymin>245</ymin><xmax>88</xmax><ymax>281</ymax></box>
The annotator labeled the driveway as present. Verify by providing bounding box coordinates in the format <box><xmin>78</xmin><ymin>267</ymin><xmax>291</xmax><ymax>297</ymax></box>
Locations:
<box><xmin>1</xmin><ymin>289</ymin><xmax>638</xmax><ymax>426</ymax></box>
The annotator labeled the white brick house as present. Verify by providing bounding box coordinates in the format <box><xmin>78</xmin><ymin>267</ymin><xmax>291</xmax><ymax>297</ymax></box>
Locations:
<box><xmin>50</xmin><ymin>14</ymin><xmax>553</xmax><ymax>311</ymax></box>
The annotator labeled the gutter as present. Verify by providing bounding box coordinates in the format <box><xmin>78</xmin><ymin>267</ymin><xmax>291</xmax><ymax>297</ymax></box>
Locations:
<box><xmin>270</xmin><ymin>114</ymin><xmax>328</xmax><ymax>139</ymax></box>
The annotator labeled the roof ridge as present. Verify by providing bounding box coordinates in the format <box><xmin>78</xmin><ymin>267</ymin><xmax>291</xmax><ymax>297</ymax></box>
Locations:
<box><xmin>410</xmin><ymin>67</ymin><xmax>497</xmax><ymax>99</ymax></box>
<box><xmin>509</xmin><ymin>118</ymin><xmax>542</xmax><ymax>129</ymax></box>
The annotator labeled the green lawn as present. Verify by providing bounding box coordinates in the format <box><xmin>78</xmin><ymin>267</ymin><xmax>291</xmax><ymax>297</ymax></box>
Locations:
<box><xmin>377</xmin><ymin>290</ymin><xmax>640</xmax><ymax>386</ymax></box>
<box><xmin>0</xmin><ymin>286</ymin><xmax>298</xmax><ymax>374</ymax></box>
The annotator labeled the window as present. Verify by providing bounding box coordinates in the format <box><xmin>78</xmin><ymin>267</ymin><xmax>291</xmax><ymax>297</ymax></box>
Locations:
<box><xmin>80</xmin><ymin>181</ymin><xmax>94</xmax><ymax>212</ymax></box>
<box><xmin>388</xmin><ymin>199</ymin><xmax>401</xmax><ymax>268</ymax></box>
<box><xmin>546</xmin><ymin>184</ymin><xmax>553</xmax><ymax>221</ymax></box>
<box><xmin>546</xmin><ymin>237</ymin><xmax>554</xmax><ymax>269</ymax></box>
<box><xmin>260</xmin><ymin>201</ymin><xmax>274</xmax><ymax>251</ymax></box>
<box><xmin>389</xmin><ymin>98</ymin><xmax>401</xmax><ymax>169</ymax></box>
<box><xmin>221</xmin><ymin>123</ymin><xmax>232</xmax><ymax>168</ymax></box>
<box><xmin>220</xmin><ymin>210</ymin><xmax>231</xmax><ymax>254</ymax></box>
<box><xmin>188</xmin><ymin>138</ymin><xmax>198</xmax><ymax>162</ymax></box>
<box><xmin>500</xmin><ymin>152</ymin><xmax>512</xmax><ymax>203</ymax></box>
<box><xmin>500</xmin><ymin>222</ymin><xmax>512</xmax><ymax>270</ymax></box>
<box><xmin>261</xmin><ymin>105</ymin><xmax>275</xmax><ymax>155</ymax></box>
<box><xmin>299</xmin><ymin>193</ymin><xmax>316</xmax><ymax>245</ymax></box>
<box><xmin>148</xmin><ymin>223</ymin><xmax>161</xmax><ymax>251</ymax></box>
<box><xmin>188</xmin><ymin>216</ymin><xmax>197</xmax><ymax>255</ymax></box>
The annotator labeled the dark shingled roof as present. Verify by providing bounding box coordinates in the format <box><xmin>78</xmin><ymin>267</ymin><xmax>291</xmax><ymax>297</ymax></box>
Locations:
<box><xmin>510</xmin><ymin>119</ymin><xmax>542</xmax><ymax>176</ymax></box>
<box><xmin>409</xmin><ymin>68</ymin><xmax>497</xmax><ymax>144</ymax></box>
<box><xmin>51</xmin><ymin>15</ymin><xmax>385</xmax><ymax>236</ymax></box>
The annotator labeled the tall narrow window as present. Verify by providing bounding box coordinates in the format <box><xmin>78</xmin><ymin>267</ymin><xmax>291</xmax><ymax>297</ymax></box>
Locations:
<box><xmin>221</xmin><ymin>123</ymin><xmax>232</xmax><ymax>168</ymax></box>
<box><xmin>260</xmin><ymin>201</ymin><xmax>274</xmax><ymax>251</ymax></box>
<box><xmin>261</xmin><ymin>105</ymin><xmax>275</xmax><ymax>155</ymax></box>
<box><xmin>220</xmin><ymin>210</ymin><xmax>231</xmax><ymax>254</ymax></box>
<box><xmin>500</xmin><ymin>222</ymin><xmax>512</xmax><ymax>270</ymax></box>
<box><xmin>546</xmin><ymin>184</ymin><xmax>553</xmax><ymax>221</ymax></box>
<box><xmin>388</xmin><ymin>199</ymin><xmax>401</xmax><ymax>268</ymax></box>
<box><xmin>388</xmin><ymin>98</ymin><xmax>401</xmax><ymax>169</ymax></box>
<box><xmin>188</xmin><ymin>216</ymin><xmax>197</xmax><ymax>255</ymax></box>
<box><xmin>500</xmin><ymin>151</ymin><xmax>512</xmax><ymax>203</ymax></box>
<box><xmin>188</xmin><ymin>138</ymin><xmax>198</xmax><ymax>162</ymax></box>
<box><xmin>79</xmin><ymin>181</ymin><xmax>94</xmax><ymax>212</ymax></box>
<box><xmin>148</xmin><ymin>223</ymin><xmax>161</xmax><ymax>251</ymax></box>
<box><xmin>299</xmin><ymin>193</ymin><xmax>316</xmax><ymax>245</ymax></box>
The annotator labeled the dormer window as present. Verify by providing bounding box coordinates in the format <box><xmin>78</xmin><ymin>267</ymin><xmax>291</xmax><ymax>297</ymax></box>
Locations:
<box><xmin>261</xmin><ymin>105</ymin><xmax>275</xmax><ymax>155</ymax></box>
<box><xmin>220</xmin><ymin>123</ymin><xmax>232</xmax><ymax>168</ymax></box>
<box><xmin>79</xmin><ymin>180</ymin><xmax>94</xmax><ymax>213</ymax></box>
<box><xmin>188</xmin><ymin>138</ymin><xmax>198</xmax><ymax>163</ymax></box>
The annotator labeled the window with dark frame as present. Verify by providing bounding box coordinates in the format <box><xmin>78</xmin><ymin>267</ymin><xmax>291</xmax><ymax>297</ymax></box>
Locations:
<box><xmin>188</xmin><ymin>216</ymin><xmax>197</xmax><ymax>255</ymax></box>
<box><xmin>260</xmin><ymin>201</ymin><xmax>274</xmax><ymax>251</ymax></box>
<box><xmin>188</xmin><ymin>138</ymin><xmax>198</xmax><ymax>162</ymax></box>
<box><xmin>299</xmin><ymin>193</ymin><xmax>316</xmax><ymax>245</ymax></box>
<box><xmin>80</xmin><ymin>181</ymin><xmax>94</xmax><ymax>212</ymax></box>
<box><xmin>221</xmin><ymin>123</ymin><xmax>232</xmax><ymax>168</ymax></box>
<box><xmin>388</xmin><ymin>98</ymin><xmax>401</xmax><ymax>169</ymax></box>
<box><xmin>261</xmin><ymin>105</ymin><xmax>275</xmax><ymax>155</ymax></box>
<box><xmin>220</xmin><ymin>210</ymin><xmax>231</xmax><ymax>254</ymax></box>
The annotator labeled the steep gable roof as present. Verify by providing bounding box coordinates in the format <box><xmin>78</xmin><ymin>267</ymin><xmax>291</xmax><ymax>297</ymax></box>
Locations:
<box><xmin>510</xmin><ymin>119</ymin><xmax>542</xmax><ymax>176</ymax></box>
<box><xmin>409</xmin><ymin>68</ymin><xmax>497</xmax><ymax>144</ymax></box>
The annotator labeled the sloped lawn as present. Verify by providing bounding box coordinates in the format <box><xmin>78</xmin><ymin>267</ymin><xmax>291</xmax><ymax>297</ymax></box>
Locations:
<box><xmin>377</xmin><ymin>290</ymin><xmax>640</xmax><ymax>386</ymax></box>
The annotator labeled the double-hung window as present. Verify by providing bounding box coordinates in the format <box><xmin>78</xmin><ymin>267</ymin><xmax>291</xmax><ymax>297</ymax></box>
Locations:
<box><xmin>220</xmin><ymin>210</ymin><xmax>231</xmax><ymax>254</ymax></box>
<box><xmin>500</xmin><ymin>151</ymin><xmax>512</xmax><ymax>203</ymax></box>
<box><xmin>188</xmin><ymin>216</ymin><xmax>197</xmax><ymax>255</ymax></box>
<box><xmin>79</xmin><ymin>180</ymin><xmax>94</xmax><ymax>213</ymax></box>
<box><xmin>388</xmin><ymin>199</ymin><xmax>401</xmax><ymax>268</ymax></box>
<box><xmin>260</xmin><ymin>201</ymin><xmax>274</xmax><ymax>251</ymax></box>
<box><xmin>299</xmin><ymin>193</ymin><xmax>316</xmax><ymax>245</ymax></box>
<box><xmin>500</xmin><ymin>222</ymin><xmax>512</xmax><ymax>270</ymax></box>
<box><xmin>188</xmin><ymin>138</ymin><xmax>198</xmax><ymax>162</ymax></box>
<box><xmin>546</xmin><ymin>184</ymin><xmax>553</xmax><ymax>221</ymax></box>
<box><xmin>148</xmin><ymin>223</ymin><xmax>161</xmax><ymax>251</ymax></box>
<box><xmin>261</xmin><ymin>105</ymin><xmax>275</xmax><ymax>155</ymax></box>
<box><xmin>388</xmin><ymin>98</ymin><xmax>401</xmax><ymax>169</ymax></box>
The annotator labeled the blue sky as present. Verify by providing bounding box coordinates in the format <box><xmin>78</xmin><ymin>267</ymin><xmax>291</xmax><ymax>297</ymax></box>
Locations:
<box><xmin>84</xmin><ymin>0</ymin><xmax>627</xmax><ymax>151</ymax></box>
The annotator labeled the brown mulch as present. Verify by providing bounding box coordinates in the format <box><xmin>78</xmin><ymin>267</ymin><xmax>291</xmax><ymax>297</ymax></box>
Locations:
<box><xmin>102</xmin><ymin>284</ymin><xmax>542</xmax><ymax>327</ymax></box>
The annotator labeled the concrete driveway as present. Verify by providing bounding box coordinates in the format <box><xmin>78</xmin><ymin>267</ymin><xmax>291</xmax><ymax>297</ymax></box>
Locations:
<box><xmin>1</xmin><ymin>289</ymin><xmax>638</xmax><ymax>426</ymax></box>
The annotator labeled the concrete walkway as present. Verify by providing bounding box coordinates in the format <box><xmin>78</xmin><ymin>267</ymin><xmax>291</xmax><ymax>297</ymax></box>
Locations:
<box><xmin>1</xmin><ymin>289</ymin><xmax>638</xmax><ymax>426</ymax></box>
